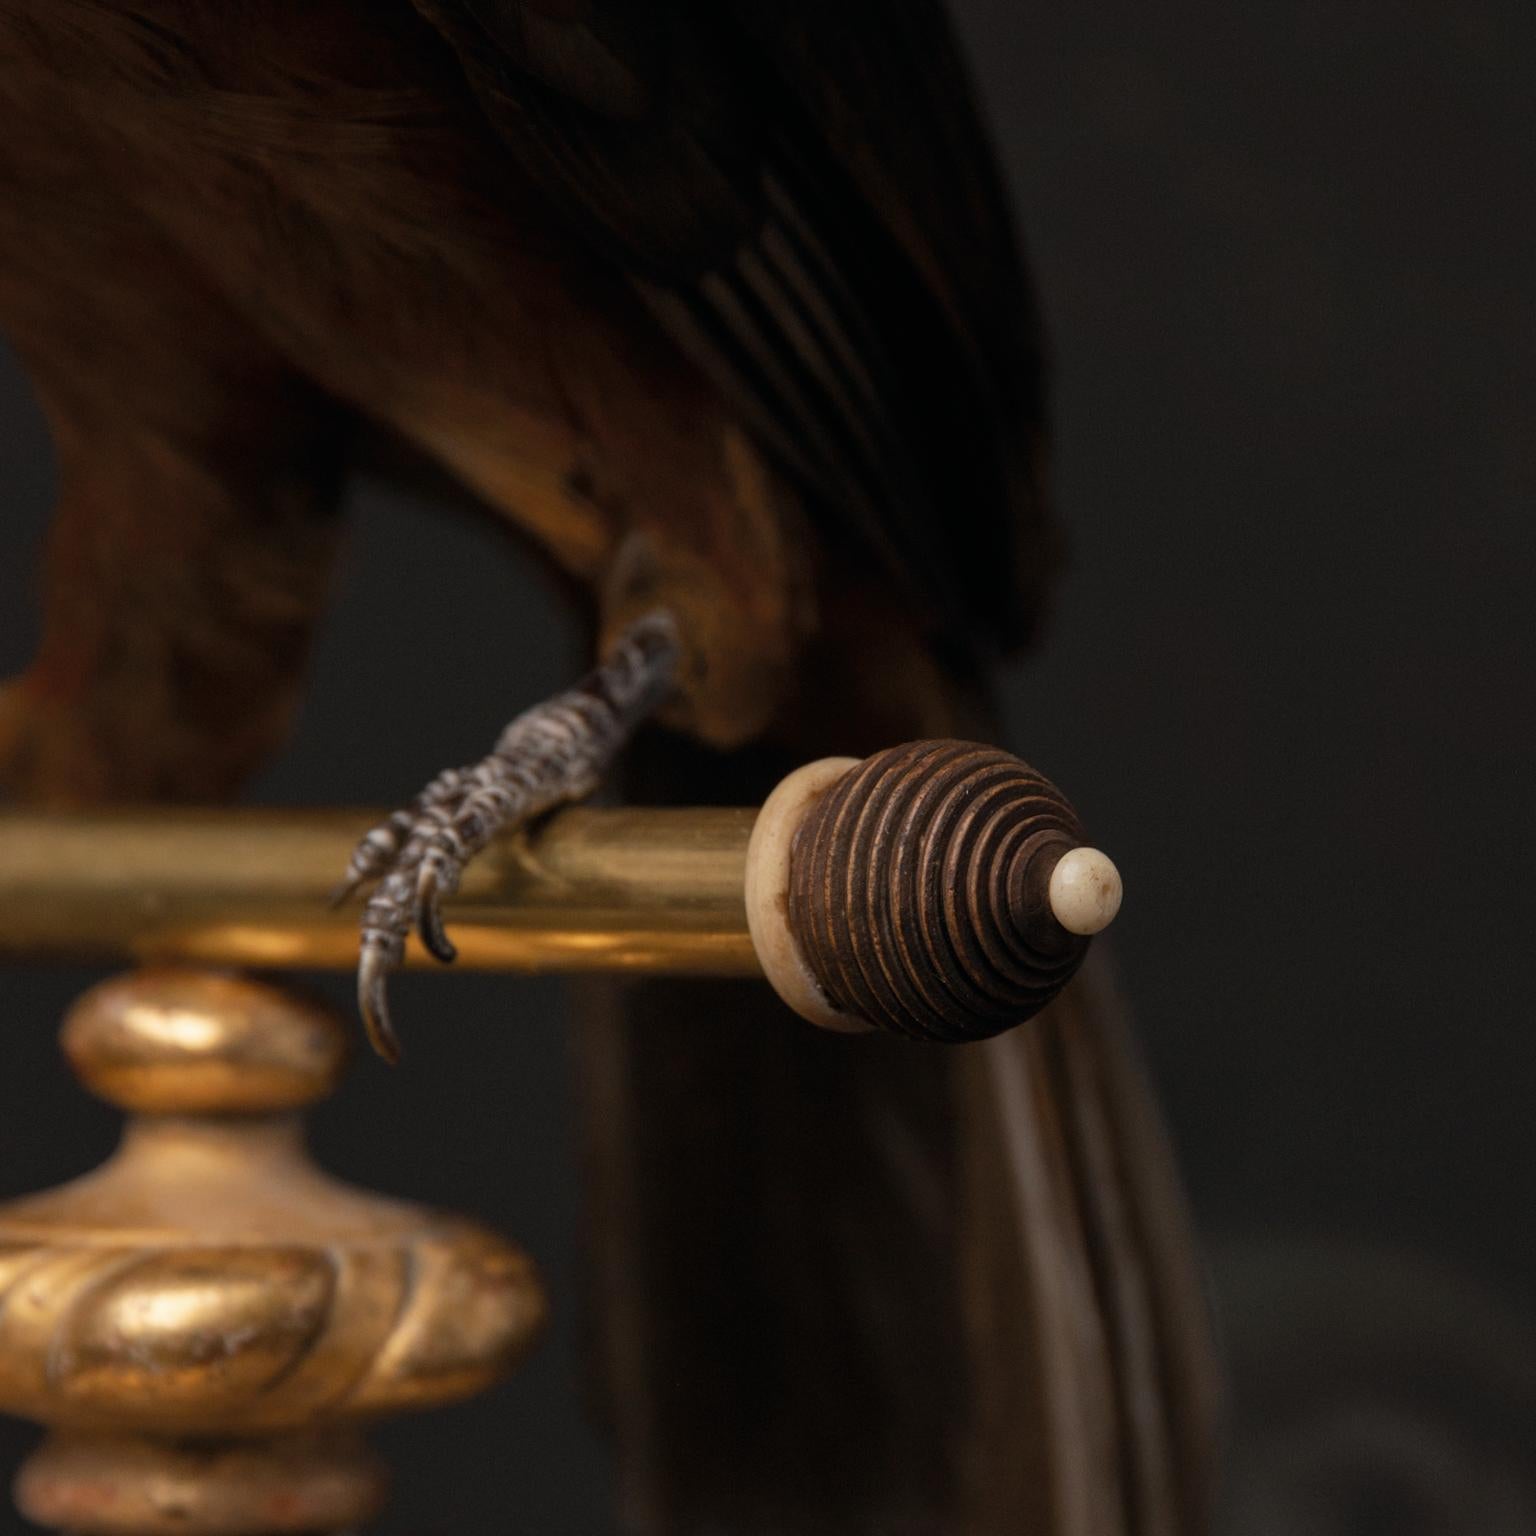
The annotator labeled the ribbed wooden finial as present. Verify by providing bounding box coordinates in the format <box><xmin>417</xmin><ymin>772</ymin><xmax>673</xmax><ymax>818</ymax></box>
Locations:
<box><xmin>752</xmin><ymin>740</ymin><xmax>1116</xmax><ymax>1042</ymax></box>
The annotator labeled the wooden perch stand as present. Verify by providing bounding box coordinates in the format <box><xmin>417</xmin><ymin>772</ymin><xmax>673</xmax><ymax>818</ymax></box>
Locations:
<box><xmin>0</xmin><ymin>740</ymin><xmax>1120</xmax><ymax>1041</ymax></box>
<box><xmin>0</xmin><ymin>742</ymin><xmax>1171</xmax><ymax>1536</ymax></box>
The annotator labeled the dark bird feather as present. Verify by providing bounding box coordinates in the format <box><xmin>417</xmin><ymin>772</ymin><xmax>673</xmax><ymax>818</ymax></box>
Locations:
<box><xmin>413</xmin><ymin>0</ymin><xmax>1056</xmax><ymax>651</ymax></box>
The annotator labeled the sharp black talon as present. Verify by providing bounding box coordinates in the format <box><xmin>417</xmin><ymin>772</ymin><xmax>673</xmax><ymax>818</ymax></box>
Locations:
<box><xmin>358</xmin><ymin>948</ymin><xmax>403</xmax><ymax>1065</ymax></box>
<box><xmin>416</xmin><ymin>867</ymin><xmax>459</xmax><ymax>964</ymax></box>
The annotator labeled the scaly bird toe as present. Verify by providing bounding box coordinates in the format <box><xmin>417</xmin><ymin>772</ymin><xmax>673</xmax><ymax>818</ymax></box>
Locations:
<box><xmin>334</xmin><ymin>610</ymin><xmax>681</xmax><ymax>1059</ymax></box>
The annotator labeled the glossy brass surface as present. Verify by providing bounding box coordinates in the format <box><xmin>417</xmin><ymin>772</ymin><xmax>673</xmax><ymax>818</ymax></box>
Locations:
<box><xmin>0</xmin><ymin>970</ymin><xmax>545</xmax><ymax>1534</ymax></box>
<box><xmin>0</xmin><ymin>806</ymin><xmax>758</xmax><ymax>976</ymax></box>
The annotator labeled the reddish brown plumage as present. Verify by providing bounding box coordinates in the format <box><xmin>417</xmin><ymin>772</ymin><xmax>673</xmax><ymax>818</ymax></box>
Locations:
<box><xmin>1</xmin><ymin>0</ymin><xmax>820</xmax><ymax>790</ymax></box>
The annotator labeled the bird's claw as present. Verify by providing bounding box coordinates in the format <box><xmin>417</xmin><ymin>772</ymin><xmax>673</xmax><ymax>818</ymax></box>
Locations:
<box><xmin>336</xmin><ymin>777</ymin><xmax>476</xmax><ymax>1064</ymax></box>
<box><xmin>416</xmin><ymin>863</ymin><xmax>459</xmax><ymax>964</ymax></box>
<box><xmin>334</xmin><ymin>753</ymin><xmax>549</xmax><ymax>1062</ymax></box>
<box><xmin>357</xmin><ymin>942</ymin><xmax>403</xmax><ymax>1066</ymax></box>
<box><xmin>334</xmin><ymin>610</ymin><xmax>682</xmax><ymax>1061</ymax></box>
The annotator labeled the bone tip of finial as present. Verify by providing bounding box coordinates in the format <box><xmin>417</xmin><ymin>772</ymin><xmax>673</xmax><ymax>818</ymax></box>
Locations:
<box><xmin>1048</xmin><ymin>846</ymin><xmax>1123</xmax><ymax>936</ymax></box>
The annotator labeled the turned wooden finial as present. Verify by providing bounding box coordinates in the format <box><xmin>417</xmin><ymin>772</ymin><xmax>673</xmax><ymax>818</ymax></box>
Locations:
<box><xmin>746</xmin><ymin>741</ymin><xmax>1120</xmax><ymax>1042</ymax></box>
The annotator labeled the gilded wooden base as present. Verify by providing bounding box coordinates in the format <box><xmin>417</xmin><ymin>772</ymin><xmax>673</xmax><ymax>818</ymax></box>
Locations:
<box><xmin>0</xmin><ymin>969</ymin><xmax>545</xmax><ymax>1534</ymax></box>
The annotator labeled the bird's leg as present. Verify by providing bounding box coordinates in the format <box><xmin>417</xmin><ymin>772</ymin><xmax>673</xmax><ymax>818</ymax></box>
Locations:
<box><xmin>337</xmin><ymin>610</ymin><xmax>681</xmax><ymax>1061</ymax></box>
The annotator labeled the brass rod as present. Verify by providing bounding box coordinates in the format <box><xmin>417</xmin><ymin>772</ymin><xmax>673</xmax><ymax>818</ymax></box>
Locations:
<box><xmin>0</xmin><ymin>807</ymin><xmax>760</xmax><ymax>975</ymax></box>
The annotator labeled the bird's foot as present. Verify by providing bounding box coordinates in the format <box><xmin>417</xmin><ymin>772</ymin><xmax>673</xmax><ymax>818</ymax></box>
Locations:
<box><xmin>335</xmin><ymin>611</ymin><xmax>680</xmax><ymax>1062</ymax></box>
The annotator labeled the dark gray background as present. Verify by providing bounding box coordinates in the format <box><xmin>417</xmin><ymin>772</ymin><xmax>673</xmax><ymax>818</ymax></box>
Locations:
<box><xmin>2</xmin><ymin>0</ymin><xmax>1533</xmax><ymax>1530</ymax></box>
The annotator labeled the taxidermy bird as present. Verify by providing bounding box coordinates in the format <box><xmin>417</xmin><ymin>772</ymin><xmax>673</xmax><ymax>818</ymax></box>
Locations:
<box><xmin>0</xmin><ymin>3</ymin><xmax>1215</xmax><ymax>1533</ymax></box>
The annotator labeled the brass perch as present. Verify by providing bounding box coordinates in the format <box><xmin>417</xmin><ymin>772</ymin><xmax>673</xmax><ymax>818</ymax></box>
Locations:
<box><xmin>0</xmin><ymin>742</ymin><xmax>1121</xmax><ymax>1040</ymax></box>
<box><xmin>0</xmin><ymin>805</ymin><xmax>759</xmax><ymax>976</ymax></box>
<box><xmin>0</xmin><ymin>745</ymin><xmax>1136</xmax><ymax>1532</ymax></box>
